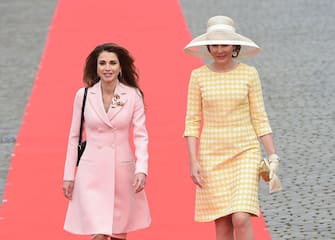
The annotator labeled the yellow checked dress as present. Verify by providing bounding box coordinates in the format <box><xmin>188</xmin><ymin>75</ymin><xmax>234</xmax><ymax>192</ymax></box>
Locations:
<box><xmin>184</xmin><ymin>63</ymin><xmax>272</xmax><ymax>222</ymax></box>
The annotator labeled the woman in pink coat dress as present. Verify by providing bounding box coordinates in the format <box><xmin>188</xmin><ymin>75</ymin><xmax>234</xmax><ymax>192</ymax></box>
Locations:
<box><xmin>62</xmin><ymin>43</ymin><xmax>151</xmax><ymax>240</ymax></box>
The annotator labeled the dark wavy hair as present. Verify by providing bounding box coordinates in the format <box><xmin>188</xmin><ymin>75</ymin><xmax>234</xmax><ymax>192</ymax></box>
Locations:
<box><xmin>83</xmin><ymin>43</ymin><xmax>143</xmax><ymax>97</ymax></box>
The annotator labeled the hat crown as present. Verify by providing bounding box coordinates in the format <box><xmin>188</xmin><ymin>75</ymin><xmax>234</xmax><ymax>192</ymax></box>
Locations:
<box><xmin>184</xmin><ymin>15</ymin><xmax>260</xmax><ymax>59</ymax></box>
<box><xmin>207</xmin><ymin>16</ymin><xmax>235</xmax><ymax>33</ymax></box>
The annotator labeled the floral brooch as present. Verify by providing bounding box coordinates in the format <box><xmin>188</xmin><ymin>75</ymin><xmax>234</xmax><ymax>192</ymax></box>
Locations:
<box><xmin>111</xmin><ymin>94</ymin><xmax>124</xmax><ymax>107</ymax></box>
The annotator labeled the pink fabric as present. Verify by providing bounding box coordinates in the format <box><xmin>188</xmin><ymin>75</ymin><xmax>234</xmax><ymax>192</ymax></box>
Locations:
<box><xmin>63</xmin><ymin>81</ymin><xmax>151</xmax><ymax>235</ymax></box>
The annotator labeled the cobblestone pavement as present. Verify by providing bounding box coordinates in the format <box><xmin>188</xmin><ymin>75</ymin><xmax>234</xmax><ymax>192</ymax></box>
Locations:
<box><xmin>0</xmin><ymin>0</ymin><xmax>58</xmax><ymax>203</ymax></box>
<box><xmin>1</xmin><ymin>0</ymin><xmax>335</xmax><ymax>239</ymax></box>
<box><xmin>180</xmin><ymin>0</ymin><xmax>335</xmax><ymax>239</ymax></box>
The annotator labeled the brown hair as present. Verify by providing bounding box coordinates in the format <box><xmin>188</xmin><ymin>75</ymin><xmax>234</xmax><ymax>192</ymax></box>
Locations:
<box><xmin>233</xmin><ymin>45</ymin><xmax>241</xmax><ymax>58</ymax></box>
<box><xmin>83</xmin><ymin>43</ymin><xmax>143</xmax><ymax>96</ymax></box>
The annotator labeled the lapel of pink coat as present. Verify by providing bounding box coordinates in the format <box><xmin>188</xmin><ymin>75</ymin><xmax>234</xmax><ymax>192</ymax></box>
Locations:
<box><xmin>107</xmin><ymin>82</ymin><xmax>128</xmax><ymax>121</ymax></box>
<box><xmin>88</xmin><ymin>81</ymin><xmax>128</xmax><ymax>127</ymax></box>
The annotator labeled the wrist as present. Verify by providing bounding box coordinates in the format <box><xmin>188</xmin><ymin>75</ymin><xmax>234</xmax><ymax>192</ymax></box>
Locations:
<box><xmin>189</xmin><ymin>159</ymin><xmax>199</xmax><ymax>165</ymax></box>
<box><xmin>268</xmin><ymin>154</ymin><xmax>280</xmax><ymax>162</ymax></box>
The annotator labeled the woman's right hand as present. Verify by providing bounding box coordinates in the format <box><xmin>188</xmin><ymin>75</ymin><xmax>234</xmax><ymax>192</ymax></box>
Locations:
<box><xmin>190</xmin><ymin>161</ymin><xmax>203</xmax><ymax>188</ymax></box>
<box><xmin>63</xmin><ymin>180</ymin><xmax>74</xmax><ymax>200</ymax></box>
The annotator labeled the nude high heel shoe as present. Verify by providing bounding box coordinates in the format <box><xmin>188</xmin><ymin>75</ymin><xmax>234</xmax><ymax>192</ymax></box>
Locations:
<box><xmin>91</xmin><ymin>234</ymin><xmax>109</xmax><ymax>240</ymax></box>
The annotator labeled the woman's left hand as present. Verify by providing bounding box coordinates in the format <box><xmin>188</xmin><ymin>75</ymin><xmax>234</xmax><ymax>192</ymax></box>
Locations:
<box><xmin>268</xmin><ymin>154</ymin><xmax>280</xmax><ymax>179</ymax></box>
<box><xmin>133</xmin><ymin>173</ymin><xmax>147</xmax><ymax>193</ymax></box>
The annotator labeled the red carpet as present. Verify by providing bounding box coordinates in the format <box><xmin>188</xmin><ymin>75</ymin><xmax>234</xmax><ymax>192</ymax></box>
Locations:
<box><xmin>0</xmin><ymin>1</ymin><xmax>271</xmax><ymax>239</ymax></box>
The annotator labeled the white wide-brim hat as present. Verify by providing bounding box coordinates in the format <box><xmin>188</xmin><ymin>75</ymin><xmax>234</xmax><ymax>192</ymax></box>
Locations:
<box><xmin>184</xmin><ymin>16</ymin><xmax>260</xmax><ymax>59</ymax></box>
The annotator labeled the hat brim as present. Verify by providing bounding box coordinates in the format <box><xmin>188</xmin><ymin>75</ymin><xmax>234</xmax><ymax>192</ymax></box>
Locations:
<box><xmin>184</xmin><ymin>31</ymin><xmax>260</xmax><ymax>59</ymax></box>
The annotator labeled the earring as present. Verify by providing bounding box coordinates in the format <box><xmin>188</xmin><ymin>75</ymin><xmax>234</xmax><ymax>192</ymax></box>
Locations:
<box><xmin>232</xmin><ymin>51</ymin><xmax>238</xmax><ymax>57</ymax></box>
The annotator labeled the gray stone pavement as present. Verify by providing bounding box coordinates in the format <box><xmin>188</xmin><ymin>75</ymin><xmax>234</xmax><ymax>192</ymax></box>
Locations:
<box><xmin>180</xmin><ymin>0</ymin><xmax>335</xmax><ymax>239</ymax></box>
<box><xmin>0</xmin><ymin>0</ymin><xmax>58</xmax><ymax>202</ymax></box>
<box><xmin>1</xmin><ymin>0</ymin><xmax>334</xmax><ymax>239</ymax></box>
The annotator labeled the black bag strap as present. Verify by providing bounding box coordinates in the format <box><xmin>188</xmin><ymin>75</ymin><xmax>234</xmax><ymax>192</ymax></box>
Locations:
<box><xmin>79</xmin><ymin>87</ymin><xmax>88</xmax><ymax>145</ymax></box>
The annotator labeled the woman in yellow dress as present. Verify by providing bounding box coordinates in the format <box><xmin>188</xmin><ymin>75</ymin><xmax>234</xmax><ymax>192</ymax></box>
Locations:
<box><xmin>183</xmin><ymin>16</ymin><xmax>280</xmax><ymax>240</ymax></box>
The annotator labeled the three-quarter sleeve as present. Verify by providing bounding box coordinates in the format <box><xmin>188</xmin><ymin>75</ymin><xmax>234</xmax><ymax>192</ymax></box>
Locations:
<box><xmin>184</xmin><ymin>71</ymin><xmax>202</xmax><ymax>138</ymax></box>
<box><xmin>248</xmin><ymin>67</ymin><xmax>272</xmax><ymax>137</ymax></box>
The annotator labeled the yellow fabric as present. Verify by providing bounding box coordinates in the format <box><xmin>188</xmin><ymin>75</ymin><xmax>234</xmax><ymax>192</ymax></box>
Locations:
<box><xmin>184</xmin><ymin>63</ymin><xmax>272</xmax><ymax>222</ymax></box>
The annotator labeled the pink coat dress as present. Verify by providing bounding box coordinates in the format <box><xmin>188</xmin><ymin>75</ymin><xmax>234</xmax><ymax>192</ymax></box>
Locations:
<box><xmin>63</xmin><ymin>81</ymin><xmax>151</xmax><ymax>236</ymax></box>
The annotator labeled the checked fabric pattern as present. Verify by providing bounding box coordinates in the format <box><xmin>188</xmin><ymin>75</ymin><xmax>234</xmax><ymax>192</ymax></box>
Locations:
<box><xmin>184</xmin><ymin>63</ymin><xmax>272</xmax><ymax>222</ymax></box>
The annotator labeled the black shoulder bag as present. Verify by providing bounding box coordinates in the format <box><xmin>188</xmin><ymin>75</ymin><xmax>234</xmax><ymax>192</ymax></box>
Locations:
<box><xmin>76</xmin><ymin>87</ymin><xmax>88</xmax><ymax>166</ymax></box>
